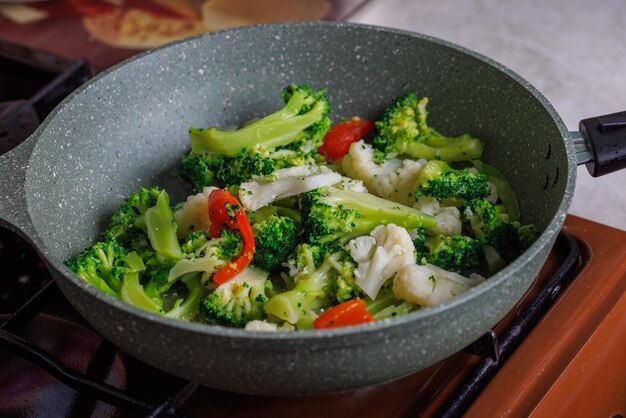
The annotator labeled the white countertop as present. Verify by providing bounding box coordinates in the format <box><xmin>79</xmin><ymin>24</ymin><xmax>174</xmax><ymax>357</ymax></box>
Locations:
<box><xmin>349</xmin><ymin>0</ymin><xmax>626</xmax><ymax>231</ymax></box>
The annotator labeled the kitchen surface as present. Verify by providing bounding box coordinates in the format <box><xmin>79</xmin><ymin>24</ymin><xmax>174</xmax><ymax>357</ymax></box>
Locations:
<box><xmin>1</xmin><ymin>1</ymin><xmax>625</xmax><ymax>417</ymax></box>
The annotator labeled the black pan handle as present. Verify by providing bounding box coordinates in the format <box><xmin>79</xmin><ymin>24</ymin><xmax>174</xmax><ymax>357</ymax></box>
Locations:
<box><xmin>575</xmin><ymin>110</ymin><xmax>626</xmax><ymax>177</ymax></box>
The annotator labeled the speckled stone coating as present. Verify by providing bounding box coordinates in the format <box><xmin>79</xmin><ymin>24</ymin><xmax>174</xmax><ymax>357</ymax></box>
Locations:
<box><xmin>0</xmin><ymin>22</ymin><xmax>574</xmax><ymax>395</ymax></box>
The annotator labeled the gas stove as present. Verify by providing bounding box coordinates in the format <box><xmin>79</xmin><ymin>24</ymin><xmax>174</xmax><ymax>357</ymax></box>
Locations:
<box><xmin>1</xmin><ymin>42</ymin><xmax>625</xmax><ymax>418</ymax></box>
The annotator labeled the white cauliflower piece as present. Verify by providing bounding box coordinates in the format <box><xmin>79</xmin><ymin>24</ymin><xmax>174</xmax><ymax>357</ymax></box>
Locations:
<box><xmin>174</xmin><ymin>186</ymin><xmax>217</xmax><ymax>239</ymax></box>
<box><xmin>239</xmin><ymin>165</ymin><xmax>341</xmax><ymax>211</ymax></box>
<box><xmin>244</xmin><ymin>320</ymin><xmax>295</xmax><ymax>332</ymax></box>
<box><xmin>393</xmin><ymin>263</ymin><xmax>485</xmax><ymax>307</ymax></box>
<box><xmin>342</xmin><ymin>140</ymin><xmax>427</xmax><ymax>206</ymax></box>
<box><xmin>335</xmin><ymin>177</ymin><xmax>368</xmax><ymax>193</ymax></box>
<box><xmin>413</xmin><ymin>196</ymin><xmax>462</xmax><ymax>236</ymax></box>
<box><xmin>244</xmin><ymin>320</ymin><xmax>278</xmax><ymax>331</ymax></box>
<box><xmin>347</xmin><ymin>224</ymin><xmax>416</xmax><ymax>299</ymax></box>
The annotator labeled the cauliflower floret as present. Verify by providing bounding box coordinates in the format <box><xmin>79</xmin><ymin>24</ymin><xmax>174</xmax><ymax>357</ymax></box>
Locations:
<box><xmin>244</xmin><ymin>320</ymin><xmax>278</xmax><ymax>331</ymax></box>
<box><xmin>342</xmin><ymin>140</ymin><xmax>427</xmax><ymax>206</ymax></box>
<box><xmin>244</xmin><ymin>320</ymin><xmax>296</xmax><ymax>332</ymax></box>
<box><xmin>413</xmin><ymin>196</ymin><xmax>462</xmax><ymax>236</ymax></box>
<box><xmin>393</xmin><ymin>263</ymin><xmax>485</xmax><ymax>307</ymax></box>
<box><xmin>239</xmin><ymin>165</ymin><xmax>341</xmax><ymax>211</ymax></box>
<box><xmin>347</xmin><ymin>224</ymin><xmax>416</xmax><ymax>299</ymax></box>
<box><xmin>174</xmin><ymin>186</ymin><xmax>217</xmax><ymax>239</ymax></box>
<box><xmin>335</xmin><ymin>176</ymin><xmax>368</xmax><ymax>193</ymax></box>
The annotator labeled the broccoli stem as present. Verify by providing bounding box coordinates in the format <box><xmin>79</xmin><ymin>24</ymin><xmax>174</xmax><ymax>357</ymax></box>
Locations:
<box><xmin>145</xmin><ymin>191</ymin><xmax>183</xmax><ymax>260</ymax></box>
<box><xmin>164</xmin><ymin>277</ymin><xmax>208</xmax><ymax>321</ymax></box>
<box><xmin>318</xmin><ymin>187</ymin><xmax>437</xmax><ymax>243</ymax></box>
<box><xmin>472</xmin><ymin>160</ymin><xmax>520</xmax><ymax>221</ymax></box>
<box><xmin>189</xmin><ymin>93</ymin><xmax>327</xmax><ymax>157</ymax></box>
<box><xmin>403</xmin><ymin>134</ymin><xmax>483</xmax><ymax>162</ymax></box>
<box><xmin>264</xmin><ymin>258</ymin><xmax>335</xmax><ymax>324</ymax></box>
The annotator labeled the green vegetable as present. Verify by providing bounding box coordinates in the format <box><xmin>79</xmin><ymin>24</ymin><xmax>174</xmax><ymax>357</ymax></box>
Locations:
<box><xmin>415</xmin><ymin>160</ymin><xmax>490</xmax><ymax>204</ymax></box>
<box><xmin>300</xmin><ymin>187</ymin><xmax>436</xmax><ymax>246</ymax></box>
<box><xmin>424</xmin><ymin>234</ymin><xmax>483</xmax><ymax>275</ymax></box>
<box><xmin>189</xmin><ymin>84</ymin><xmax>331</xmax><ymax>157</ymax></box>
<box><xmin>462</xmin><ymin>199</ymin><xmax>537</xmax><ymax>262</ymax></box>
<box><xmin>472</xmin><ymin>160</ymin><xmax>520</xmax><ymax>222</ymax></box>
<box><xmin>199</xmin><ymin>266</ymin><xmax>271</xmax><ymax>327</ymax></box>
<box><xmin>169</xmin><ymin>230</ymin><xmax>242</xmax><ymax>283</ymax></box>
<box><xmin>251</xmin><ymin>214</ymin><xmax>299</xmax><ymax>272</ymax></box>
<box><xmin>372</xmin><ymin>93</ymin><xmax>483</xmax><ymax>162</ymax></box>
<box><xmin>264</xmin><ymin>245</ymin><xmax>354</xmax><ymax>325</ymax></box>
<box><xmin>103</xmin><ymin>187</ymin><xmax>162</xmax><ymax>247</ymax></box>
<box><xmin>66</xmin><ymin>239</ymin><xmax>127</xmax><ymax>298</ymax></box>
<box><xmin>179</xmin><ymin>150</ymin><xmax>275</xmax><ymax>191</ymax></box>
<box><xmin>365</xmin><ymin>281</ymin><xmax>416</xmax><ymax>320</ymax></box>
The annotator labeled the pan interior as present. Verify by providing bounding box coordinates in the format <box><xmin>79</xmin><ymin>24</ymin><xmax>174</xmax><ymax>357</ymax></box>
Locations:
<box><xmin>23</xmin><ymin>23</ymin><xmax>569</xmax><ymax>265</ymax></box>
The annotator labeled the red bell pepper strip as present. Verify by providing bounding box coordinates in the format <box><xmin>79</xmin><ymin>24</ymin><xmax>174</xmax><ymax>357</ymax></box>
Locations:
<box><xmin>313</xmin><ymin>299</ymin><xmax>375</xmax><ymax>329</ymax></box>
<box><xmin>318</xmin><ymin>118</ymin><xmax>375</xmax><ymax>161</ymax></box>
<box><xmin>207</xmin><ymin>190</ymin><xmax>254</xmax><ymax>285</ymax></box>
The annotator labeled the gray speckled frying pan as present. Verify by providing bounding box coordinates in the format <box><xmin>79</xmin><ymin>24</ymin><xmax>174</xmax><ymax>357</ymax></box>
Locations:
<box><xmin>1</xmin><ymin>22</ymin><xmax>625</xmax><ymax>396</ymax></box>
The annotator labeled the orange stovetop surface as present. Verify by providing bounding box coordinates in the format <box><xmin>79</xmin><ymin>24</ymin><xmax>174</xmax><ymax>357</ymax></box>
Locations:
<box><xmin>176</xmin><ymin>215</ymin><xmax>626</xmax><ymax>418</ymax></box>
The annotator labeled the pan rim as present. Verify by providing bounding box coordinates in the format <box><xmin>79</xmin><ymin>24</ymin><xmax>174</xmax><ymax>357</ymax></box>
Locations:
<box><xmin>27</xmin><ymin>21</ymin><xmax>575</xmax><ymax>341</ymax></box>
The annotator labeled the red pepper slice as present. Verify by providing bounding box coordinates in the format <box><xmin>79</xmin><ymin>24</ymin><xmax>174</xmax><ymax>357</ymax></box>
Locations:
<box><xmin>313</xmin><ymin>299</ymin><xmax>375</xmax><ymax>329</ymax></box>
<box><xmin>318</xmin><ymin>119</ymin><xmax>375</xmax><ymax>161</ymax></box>
<box><xmin>208</xmin><ymin>190</ymin><xmax>254</xmax><ymax>285</ymax></box>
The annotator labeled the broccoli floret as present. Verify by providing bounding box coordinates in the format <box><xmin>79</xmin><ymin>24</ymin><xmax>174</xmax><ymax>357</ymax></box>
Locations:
<box><xmin>251</xmin><ymin>214</ymin><xmax>299</xmax><ymax>272</ymax></box>
<box><xmin>169</xmin><ymin>229</ymin><xmax>242</xmax><ymax>283</ymax></box>
<box><xmin>104</xmin><ymin>187</ymin><xmax>182</xmax><ymax>261</ymax></box>
<box><xmin>179</xmin><ymin>150</ymin><xmax>275</xmax><ymax>191</ymax></box>
<box><xmin>144</xmin><ymin>190</ymin><xmax>183</xmax><ymax>260</ymax></box>
<box><xmin>329</xmin><ymin>248</ymin><xmax>360</xmax><ymax>303</ymax></box>
<box><xmin>119</xmin><ymin>252</ymin><xmax>207</xmax><ymax>320</ymax></box>
<box><xmin>265</xmin><ymin>246</ymin><xmax>354</xmax><ymax>324</ymax></box>
<box><xmin>199</xmin><ymin>266</ymin><xmax>270</xmax><ymax>327</ymax></box>
<box><xmin>189</xmin><ymin>84</ymin><xmax>331</xmax><ymax>157</ymax></box>
<box><xmin>66</xmin><ymin>239</ymin><xmax>127</xmax><ymax>297</ymax></box>
<box><xmin>300</xmin><ymin>187</ymin><xmax>436</xmax><ymax>246</ymax></box>
<box><xmin>462</xmin><ymin>198</ymin><xmax>501</xmax><ymax>240</ymax></box>
<box><xmin>372</xmin><ymin>93</ymin><xmax>483</xmax><ymax>162</ymax></box>
<box><xmin>104</xmin><ymin>187</ymin><xmax>161</xmax><ymax>245</ymax></box>
<box><xmin>415</xmin><ymin>160</ymin><xmax>490</xmax><ymax>203</ymax></box>
<box><xmin>462</xmin><ymin>199</ymin><xmax>537</xmax><ymax>262</ymax></box>
<box><xmin>424</xmin><ymin>234</ymin><xmax>483</xmax><ymax>275</ymax></box>
<box><xmin>472</xmin><ymin>160</ymin><xmax>520</xmax><ymax>222</ymax></box>
<box><xmin>486</xmin><ymin>222</ymin><xmax>537</xmax><ymax>263</ymax></box>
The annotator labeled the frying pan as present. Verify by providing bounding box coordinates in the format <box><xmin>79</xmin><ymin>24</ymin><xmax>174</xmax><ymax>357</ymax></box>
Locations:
<box><xmin>1</xmin><ymin>22</ymin><xmax>625</xmax><ymax>396</ymax></box>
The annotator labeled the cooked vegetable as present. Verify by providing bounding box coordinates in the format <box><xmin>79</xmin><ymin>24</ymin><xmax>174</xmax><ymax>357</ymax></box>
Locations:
<box><xmin>264</xmin><ymin>245</ymin><xmax>356</xmax><ymax>324</ymax></box>
<box><xmin>318</xmin><ymin>118</ymin><xmax>374</xmax><ymax>160</ymax></box>
<box><xmin>342</xmin><ymin>140</ymin><xmax>427</xmax><ymax>206</ymax></box>
<box><xmin>251</xmin><ymin>213</ymin><xmax>299</xmax><ymax>272</ymax></box>
<box><xmin>207</xmin><ymin>189</ymin><xmax>255</xmax><ymax>284</ymax></box>
<box><xmin>347</xmin><ymin>224</ymin><xmax>416</xmax><ymax>300</ymax></box>
<box><xmin>300</xmin><ymin>187</ymin><xmax>436</xmax><ymax>246</ymax></box>
<box><xmin>422</xmin><ymin>234</ymin><xmax>483</xmax><ymax>276</ymax></box>
<box><xmin>67</xmin><ymin>85</ymin><xmax>538</xmax><ymax>330</ymax></box>
<box><xmin>199</xmin><ymin>266</ymin><xmax>271</xmax><ymax>327</ymax></box>
<box><xmin>372</xmin><ymin>93</ymin><xmax>483</xmax><ymax>162</ymax></box>
<box><xmin>393</xmin><ymin>263</ymin><xmax>485</xmax><ymax>307</ymax></box>
<box><xmin>179</xmin><ymin>150</ymin><xmax>275</xmax><ymax>191</ymax></box>
<box><xmin>462</xmin><ymin>198</ymin><xmax>537</xmax><ymax>262</ymax></box>
<box><xmin>189</xmin><ymin>84</ymin><xmax>331</xmax><ymax>157</ymax></box>
<box><xmin>313</xmin><ymin>299</ymin><xmax>374</xmax><ymax>329</ymax></box>
<box><xmin>415</xmin><ymin>160</ymin><xmax>490</xmax><ymax>204</ymax></box>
